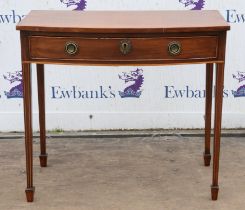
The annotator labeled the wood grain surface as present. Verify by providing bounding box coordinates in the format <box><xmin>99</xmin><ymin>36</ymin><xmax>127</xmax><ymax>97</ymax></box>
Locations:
<box><xmin>18</xmin><ymin>10</ymin><xmax>230</xmax><ymax>202</ymax></box>
<box><xmin>29</xmin><ymin>35</ymin><xmax>218</xmax><ymax>62</ymax></box>
<box><xmin>16</xmin><ymin>10</ymin><xmax>230</xmax><ymax>33</ymax></box>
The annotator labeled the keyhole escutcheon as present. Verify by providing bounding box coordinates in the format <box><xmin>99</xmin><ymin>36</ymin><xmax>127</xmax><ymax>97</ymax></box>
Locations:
<box><xmin>120</xmin><ymin>39</ymin><xmax>132</xmax><ymax>55</ymax></box>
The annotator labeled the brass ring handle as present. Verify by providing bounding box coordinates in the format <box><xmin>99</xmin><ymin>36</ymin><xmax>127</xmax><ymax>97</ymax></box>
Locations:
<box><xmin>120</xmin><ymin>40</ymin><xmax>132</xmax><ymax>55</ymax></box>
<box><xmin>168</xmin><ymin>41</ymin><xmax>181</xmax><ymax>56</ymax></box>
<box><xmin>65</xmin><ymin>41</ymin><xmax>78</xmax><ymax>55</ymax></box>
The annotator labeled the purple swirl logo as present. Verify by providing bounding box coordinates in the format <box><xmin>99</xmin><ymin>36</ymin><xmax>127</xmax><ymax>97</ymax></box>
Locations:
<box><xmin>118</xmin><ymin>68</ymin><xmax>144</xmax><ymax>98</ymax></box>
<box><xmin>60</xmin><ymin>0</ymin><xmax>87</xmax><ymax>11</ymax></box>
<box><xmin>179</xmin><ymin>0</ymin><xmax>205</xmax><ymax>10</ymax></box>
<box><xmin>233</xmin><ymin>71</ymin><xmax>245</xmax><ymax>97</ymax></box>
<box><xmin>3</xmin><ymin>71</ymin><xmax>23</xmax><ymax>98</ymax></box>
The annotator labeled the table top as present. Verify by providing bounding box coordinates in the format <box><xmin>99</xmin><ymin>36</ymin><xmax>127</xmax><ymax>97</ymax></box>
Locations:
<box><xmin>16</xmin><ymin>10</ymin><xmax>230</xmax><ymax>33</ymax></box>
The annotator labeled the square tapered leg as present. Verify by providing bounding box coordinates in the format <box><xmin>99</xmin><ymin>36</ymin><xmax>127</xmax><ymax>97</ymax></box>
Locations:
<box><xmin>22</xmin><ymin>63</ymin><xmax>35</xmax><ymax>202</ymax></box>
<box><xmin>37</xmin><ymin>64</ymin><xmax>48</xmax><ymax>167</ymax></box>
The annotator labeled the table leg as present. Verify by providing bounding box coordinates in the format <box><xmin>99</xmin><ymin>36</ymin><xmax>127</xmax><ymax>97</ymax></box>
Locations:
<box><xmin>211</xmin><ymin>63</ymin><xmax>225</xmax><ymax>201</ymax></box>
<box><xmin>204</xmin><ymin>63</ymin><xmax>213</xmax><ymax>166</ymax></box>
<box><xmin>37</xmin><ymin>64</ymin><xmax>48</xmax><ymax>167</ymax></box>
<box><xmin>22</xmin><ymin>63</ymin><xmax>35</xmax><ymax>202</ymax></box>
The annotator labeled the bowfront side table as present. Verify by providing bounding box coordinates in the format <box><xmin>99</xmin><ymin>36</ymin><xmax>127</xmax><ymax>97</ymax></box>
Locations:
<box><xmin>16</xmin><ymin>10</ymin><xmax>230</xmax><ymax>202</ymax></box>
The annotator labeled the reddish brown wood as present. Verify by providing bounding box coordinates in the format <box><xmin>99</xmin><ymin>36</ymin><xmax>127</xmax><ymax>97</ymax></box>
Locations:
<box><xmin>37</xmin><ymin>64</ymin><xmax>48</xmax><ymax>167</ymax></box>
<box><xmin>20</xmin><ymin>31</ymin><xmax>29</xmax><ymax>61</ymax></box>
<box><xmin>204</xmin><ymin>63</ymin><xmax>214</xmax><ymax>166</ymax></box>
<box><xmin>218</xmin><ymin>32</ymin><xmax>228</xmax><ymax>61</ymax></box>
<box><xmin>211</xmin><ymin>32</ymin><xmax>227</xmax><ymax>201</ymax></box>
<box><xmin>16</xmin><ymin>10</ymin><xmax>230</xmax><ymax>33</ymax></box>
<box><xmin>22</xmin><ymin>59</ymin><xmax>224</xmax><ymax>66</ymax></box>
<box><xmin>17</xmin><ymin>10</ymin><xmax>230</xmax><ymax>202</ymax></box>
<box><xmin>211</xmin><ymin>62</ymin><xmax>225</xmax><ymax>201</ymax></box>
<box><xmin>25</xmin><ymin>187</ymin><xmax>35</xmax><ymax>202</ymax></box>
<box><xmin>27</xmin><ymin>31</ymin><xmax>221</xmax><ymax>38</ymax></box>
<box><xmin>211</xmin><ymin>185</ymin><xmax>219</xmax><ymax>201</ymax></box>
<box><xmin>29</xmin><ymin>36</ymin><xmax>218</xmax><ymax>64</ymax></box>
<box><xmin>22</xmin><ymin>62</ymin><xmax>35</xmax><ymax>202</ymax></box>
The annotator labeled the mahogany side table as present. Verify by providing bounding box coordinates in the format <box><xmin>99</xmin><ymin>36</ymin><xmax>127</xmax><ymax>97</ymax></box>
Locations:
<box><xmin>16</xmin><ymin>10</ymin><xmax>230</xmax><ymax>202</ymax></box>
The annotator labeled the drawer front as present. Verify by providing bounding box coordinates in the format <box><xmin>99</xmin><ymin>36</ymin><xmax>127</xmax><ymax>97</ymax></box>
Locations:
<box><xmin>29</xmin><ymin>36</ymin><xmax>218</xmax><ymax>62</ymax></box>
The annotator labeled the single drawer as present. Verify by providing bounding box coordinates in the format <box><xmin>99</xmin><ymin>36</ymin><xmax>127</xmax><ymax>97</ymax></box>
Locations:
<box><xmin>29</xmin><ymin>36</ymin><xmax>218</xmax><ymax>62</ymax></box>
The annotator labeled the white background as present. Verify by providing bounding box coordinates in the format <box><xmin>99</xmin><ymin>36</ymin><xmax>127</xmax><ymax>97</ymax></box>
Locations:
<box><xmin>0</xmin><ymin>0</ymin><xmax>244</xmax><ymax>131</ymax></box>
